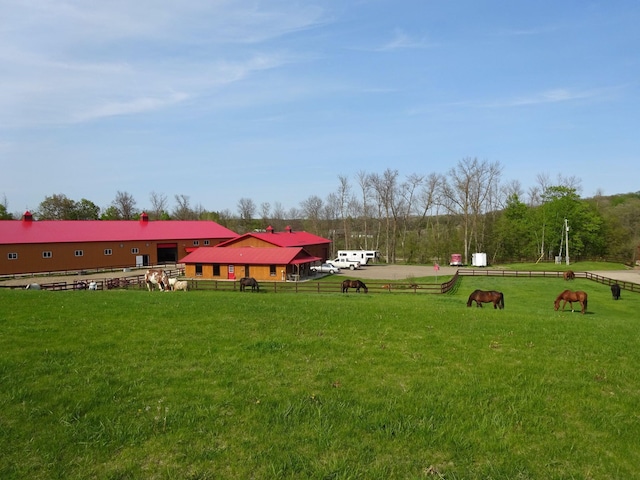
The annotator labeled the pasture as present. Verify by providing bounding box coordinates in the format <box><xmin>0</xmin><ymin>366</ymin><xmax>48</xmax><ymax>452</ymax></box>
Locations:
<box><xmin>2</xmin><ymin>276</ymin><xmax>640</xmax><ymax>479</ymax></box>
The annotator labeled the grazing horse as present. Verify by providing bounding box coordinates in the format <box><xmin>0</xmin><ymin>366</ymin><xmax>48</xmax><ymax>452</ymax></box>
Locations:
<box><xmin>173</xmin><ymin>280</ymin><xmax>189</xmax><ymax>292</ymax></box>
<box><xmin>467</xmin><ymin>289</ymin><xmax>504</xmax><ymax>309</ymax></box>
<box><xmin>611</xmin><ymin>283</ymin><xmax>621</xmax><ymax>300</ymax></box>
<box><xmin>563</xmin><ymin>270</ymin><xmax>575</xmax><ymax>281</ymax></box>
<box><xmin>145</xmin><ymin>269</ymin><xmax>169</xmax><ymax>291</ymax></box>
<box><xmin>341</xmin><ymin>279</ymin><xmax>368</xmax><ymax>293</ymax></box>
<box><xmin>554</xmin><ymin>290</ymin><xmax>588</xmax><ymax>314</ymax></box>
<box><xmin>25</xmin><ymin>283</ymin><xmax>41</xmax><ymax>290</ymax></box>
<box><xmin>239</xmin><ymin>277</ymin><xmax>259</xmax><ymax>292</ymax></box>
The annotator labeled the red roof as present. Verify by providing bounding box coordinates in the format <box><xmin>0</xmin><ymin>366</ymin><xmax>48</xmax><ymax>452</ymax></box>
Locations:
<box><xmin>179</xmin><ymin>246</ymin><xmax>321</xmax><ymax>265</ymax></box>
<box><xmin>216</xmin><ymin>227</ymin><xmax>330</xmax><ymax>248</ymax></box>
<box><xmin>1</xmin><ymin>215</ymin><xmax>238</xmax><ymax>245</ymax></box>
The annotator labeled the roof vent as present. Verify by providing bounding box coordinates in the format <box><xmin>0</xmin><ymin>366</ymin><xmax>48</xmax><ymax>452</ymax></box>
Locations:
<box><xmin>140</xmin><ymin>212</ymin><xmax>149</xmax><ymax>223</ymax></box>
<box><xmin>266</xmin><ymin>225</ymin><xmax>274</xmax><ymax>234</ymax></box>
<box><xmin>22</xmin><ymin>211</ymin><xmax>33</xmax><ymax>222</ymax></box>
<box><xmin>285</xmin><ymin>225</ymin><xmax>292</xmax><ymax>233</ymax></box>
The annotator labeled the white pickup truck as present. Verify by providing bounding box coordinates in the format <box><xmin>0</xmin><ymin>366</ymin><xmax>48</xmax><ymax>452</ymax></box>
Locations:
<box><xmin>328</xmin><ymin>257</ymin><xmax>361</xmax><ymax>270</ymax></box>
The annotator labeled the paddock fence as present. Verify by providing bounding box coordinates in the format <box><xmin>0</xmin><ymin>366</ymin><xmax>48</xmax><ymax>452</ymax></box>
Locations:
<box><xmin>4</xmin><ymin>268</ymin><xmax>639</xmax><ymax>295</ymax></box>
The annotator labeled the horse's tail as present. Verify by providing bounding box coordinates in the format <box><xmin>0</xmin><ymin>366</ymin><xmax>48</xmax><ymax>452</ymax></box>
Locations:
<box><xmin>500</xmin><ymin>293</ymin><xmax>505</xmax><ymax>309</ymax></box>
<box><xmin>467</xmin><ymin>295</ymin><xmax>473</xmax><ymax>307</ymax></box>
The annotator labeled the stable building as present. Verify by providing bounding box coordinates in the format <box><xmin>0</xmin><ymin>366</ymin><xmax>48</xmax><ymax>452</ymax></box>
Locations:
<box><xmin>0</xmin><ymin>211</ymin><xmax>237</xmax><ymax>276</ymax></box>
<box><xmin>179</xmin><ymin>225</ymin><xmax>331</xmax><ymax>281</ymax></box>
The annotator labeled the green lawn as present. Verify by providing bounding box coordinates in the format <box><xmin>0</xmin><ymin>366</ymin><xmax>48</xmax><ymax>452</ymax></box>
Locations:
<box><xmin>1</xmin><ymin>276</ymin><xmax>639</xmax><ymax>479</ymax></box>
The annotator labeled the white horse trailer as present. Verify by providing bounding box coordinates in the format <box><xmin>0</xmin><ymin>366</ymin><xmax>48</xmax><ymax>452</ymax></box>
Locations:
<box><xmin>336</xmin><ymin>250</ymin><xmax>381</xmax><ymax>265</ymax></box>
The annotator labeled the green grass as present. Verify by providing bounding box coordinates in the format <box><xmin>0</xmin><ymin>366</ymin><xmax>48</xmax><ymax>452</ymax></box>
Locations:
<box><xmin>492</xmin><ymin>260</ymin><xmax>628</xmax><ymax>271</ymax></box>
<box><xmin>2</xmin><ymin>276</ymin><xmax>639</xmax><ymax>479</ymax></box>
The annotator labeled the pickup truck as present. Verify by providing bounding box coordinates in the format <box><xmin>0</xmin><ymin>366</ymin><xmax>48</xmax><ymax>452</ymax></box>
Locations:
<box><xmin>328</xmin><ymin>258</ymin><xmax>361</xmax><ymax>270</ymax></box>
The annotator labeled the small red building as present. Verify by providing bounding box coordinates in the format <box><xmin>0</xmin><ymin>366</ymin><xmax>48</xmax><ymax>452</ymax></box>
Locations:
<box><xmin>180</xmin><ymin>225</ymin><xmax>331</xmax><ymax>281</ymax></box>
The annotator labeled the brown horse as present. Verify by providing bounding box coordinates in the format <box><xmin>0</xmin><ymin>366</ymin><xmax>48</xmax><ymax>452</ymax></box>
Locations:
<box><xmin>342</xmin><ymin>279</ymin><xmax>368</xmax><ymax>293</ymax></box>
<box><xmin>554</xmin><ymin>290</ymin><xmax>588</xmax><ymax>314</ymax></box>
<box><xmin>467</xmin><ymin>290</ymin><xmax>504</xmax><ymax>309</ymax></box>
<box><xmin>563</xmin><ymin>270</ymin><xmax>575</xmax><ymax>281</ymax></box>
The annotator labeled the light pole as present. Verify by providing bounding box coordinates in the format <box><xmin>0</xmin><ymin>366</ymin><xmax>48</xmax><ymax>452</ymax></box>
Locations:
<box><xmin>565</xmin><ymin>218</ymin><xmax>570</xmax><ymax>265</ymax></box>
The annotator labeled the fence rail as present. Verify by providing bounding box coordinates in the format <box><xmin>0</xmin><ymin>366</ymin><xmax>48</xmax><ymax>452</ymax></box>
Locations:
<box><xmin>4</xmin><ymin>268</ymin><xmax>639</xmax><ymax>295</ymax></box>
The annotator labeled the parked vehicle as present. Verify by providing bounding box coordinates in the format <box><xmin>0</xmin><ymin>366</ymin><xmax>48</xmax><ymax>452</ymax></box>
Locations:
<box><xmin>310</xmin><ymin>262</ymin><xmax>341</xmax><ymax>274</ymax></box>
<box><xmin>337</xmin><ymin>250</ymin><xmax>380</xmax><ymax>265</ymax></box>
<box><xmin>329</xmin><ymin>258</ymin><xmax>360</xmax><ymax>270</ymax></box>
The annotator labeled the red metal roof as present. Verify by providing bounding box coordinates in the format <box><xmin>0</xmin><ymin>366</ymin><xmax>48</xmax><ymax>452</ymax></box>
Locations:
<box><xmin>179</xmin><ymin>246</ymin><xmax>321</xmax><ymax>265</ymax></box>
<box><xmin>1</xmin><ymin>216</ymin><xmax>238</xmax><ymax>245</ymax></box>
<box><xmin>216</xmin><ymin>228</ymin><xmax>330</xmax><ymax>248</ymax></box>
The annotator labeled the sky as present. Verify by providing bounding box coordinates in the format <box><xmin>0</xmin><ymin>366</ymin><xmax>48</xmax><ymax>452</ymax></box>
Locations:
<box><xmin>1</xmin><ymin>0</ymin><xmax>639</xmax><ymax>216</ymax></box>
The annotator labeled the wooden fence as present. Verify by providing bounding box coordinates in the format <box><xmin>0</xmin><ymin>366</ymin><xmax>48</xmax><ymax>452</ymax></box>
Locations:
<box><xmin>4</xmin><ymin>268</ymin><xmax>639</xmax><ymax>295</ymax></box>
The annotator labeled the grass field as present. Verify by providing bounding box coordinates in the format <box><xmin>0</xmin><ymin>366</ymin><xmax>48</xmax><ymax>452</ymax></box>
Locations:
<box><xmin>2</xmin><ymin>275</ymin><xmax>639</xmax><ymax>479</ymax></box>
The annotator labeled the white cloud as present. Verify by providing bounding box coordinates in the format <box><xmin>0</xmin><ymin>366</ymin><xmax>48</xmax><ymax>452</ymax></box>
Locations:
<box><xmin>0</xmin><ymin>1</ymin><xmax>327</xmax><ymax>128</ymax></box>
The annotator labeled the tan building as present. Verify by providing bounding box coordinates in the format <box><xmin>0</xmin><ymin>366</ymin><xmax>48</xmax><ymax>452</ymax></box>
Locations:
<box><xmin>180</xmin><ymin>226</ymin><xmax>331</xmax><ymax>282</ymax></box>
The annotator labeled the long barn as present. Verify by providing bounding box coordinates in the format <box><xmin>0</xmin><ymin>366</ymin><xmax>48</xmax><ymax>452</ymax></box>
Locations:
<box><xmin>1</xmin><ymin>211</ymin><xmax>237</xmax><ymax>275</ymax></box>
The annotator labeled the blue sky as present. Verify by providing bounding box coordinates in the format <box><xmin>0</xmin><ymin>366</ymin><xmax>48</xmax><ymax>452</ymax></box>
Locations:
<box><xmin>1</xmin><ymin>1</ymin><xmax>639</xmax><ymax>216</ymax></box>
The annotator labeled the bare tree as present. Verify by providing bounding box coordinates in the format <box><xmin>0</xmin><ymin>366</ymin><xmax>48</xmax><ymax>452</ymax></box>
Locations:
<box><xmin>172</xmin><ymin>194</ymin><xmax>196</xmax><ymax>220</ymax></box>
<box><xmin>237</xmin><ymin>197</ymin><xmax>256</xmax><ymax>232</ymax></box>
<box><xmin>149</xmin><ymin>191</ymin><xmax>169</xmax><ymax>220</ymax></box>
<box><xmin>336</xmin><ymin>175</ymin><xmax>353</xmax><ymax>249</ymax></box>
<box><xmin>356</xmin><ymin>170</ymin><xmax>374</xmax><ymax>249</ymax></box>
<box><xmin>440</xmin><ymin>158</ymin><xmax>502</xmax><ymax>264</ymax></box>
<box><xmin>398</xmin><ymin>173</ymin><xmax>424</xmax><ymax>261</ymax></box>
<box><xmin>260</xmin><ymin>202</ymin><xmax>271</xmax><ymax>227</ymax></box>
<box><xmin>370</xmin><ymin>169</ymin><xmax>400</xmax><ymax>263</ymax></box>
<box><xmin>300</xmin><ymin>195</ymin><xmax>324</xmax><ymax>234</ymax></box>
<box><xmin>112</xmin><ymin>191</ymin><xmax>138</xmax><ymax>220</ymax></box>
<box><xmin>270</xmin><ymin>202</ymin><xmax>286</xmax><ymax>231</ymax></box>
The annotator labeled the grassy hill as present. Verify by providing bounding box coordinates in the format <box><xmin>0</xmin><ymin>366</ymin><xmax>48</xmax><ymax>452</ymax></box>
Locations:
<box><xmin>2</xmin><ymin>276</ymin><xmax>639</xmax><ymax>479</ymax></box>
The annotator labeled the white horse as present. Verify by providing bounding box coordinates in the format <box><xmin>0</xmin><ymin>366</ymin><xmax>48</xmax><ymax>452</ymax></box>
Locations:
<box><xmin>168</xmin><ymin>278</ymin><xmax>178</xmax><ymax>290</ymax></box>
<box><xmin>173</xmin><ymin>280</ymin><xmax>189</xmax><ymax>291</ymax></box>
<box><xmin>25</xmin><ymin>283</ymin><xmax>41</xmax><ymax>290</ymax></box>
<box><xmin>144</xmin><ymin>269</ymin><xmax>169</xmax><ymax>292</ymax></box>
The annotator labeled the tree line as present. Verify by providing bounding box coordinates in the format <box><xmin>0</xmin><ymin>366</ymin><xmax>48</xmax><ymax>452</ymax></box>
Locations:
<box><xmin>2</xmin><ymin>158</ymin><xmax>639</xmax><ymax>265</ymax></box>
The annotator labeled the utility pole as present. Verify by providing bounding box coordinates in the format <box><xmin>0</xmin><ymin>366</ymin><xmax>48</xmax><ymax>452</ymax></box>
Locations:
<box><xmin>565</xmin><ymin>218</ymin><xmax>570</xmax><ymax>265</ymax></box>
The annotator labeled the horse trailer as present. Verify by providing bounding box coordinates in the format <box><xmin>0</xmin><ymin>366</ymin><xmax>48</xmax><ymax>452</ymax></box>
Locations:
<box><xmin>449</xmin><ymin>253</ymin><xmax>463</xmax><ymax>266</ymax></box>
<box><xmin>336</xmin><ymin>250</ymin><xmax>381</xmax><ymax>265</ymax></box>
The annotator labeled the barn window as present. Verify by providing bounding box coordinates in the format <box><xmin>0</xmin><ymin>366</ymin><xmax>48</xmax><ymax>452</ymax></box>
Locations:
<box><xmin>195</xmin><ymin>264</ymin><xmax>203</xmax><ymax>276</ymax></box>
<box><xmin>75</xmin><ymin>250</ymin><xmax>83</xmax><ymax>257</ymax></box>
<box><xmin>43</xmin><ymin>251</ymin><xmax>52</xmax><ymax>258</ymax></box>
<box><xmin>213</xmin><ymin>264</ymin><xmax>220</xmax><ymax>276</ymax></box>
<box><xmin>193</xmin><ymin>240</ymin><xmax>200</xmax><ymax>246</ymax></box>
<box><xmin>270</xmin><ymin>265</ymin><xmax>276</xmax><ymax>276</ymax></box>
<box><xmin>8</xmin><ymin>252</ymin><xmax>18</xmax><ymax>260</ymax></box>
<box><xmin>131</xmin><ymin>248</ymin><xmax>139</xmax><ymax>254</ymax></box>
<box><xmin>204</xmin><ymin>240</ymin><xmax>210</xmax><ymax>246</ymax></box>
<box><xmin>104</xmin><ymin>249</ymin><xmax>113</xmax><ymax>255</ymax></box>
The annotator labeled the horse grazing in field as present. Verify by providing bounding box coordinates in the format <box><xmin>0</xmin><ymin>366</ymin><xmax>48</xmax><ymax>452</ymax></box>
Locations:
<box><xmin>554</xmin><ymin>290</ymin><xmax>588</xmax><ymax>314</ymax></box>
<box><xmin>173</xmin><ymin>280</ymin><xmax>189</xmax><ymax>292</ymax></box>
<box><xmin>145</xmin><ymin>269</ymin><xmax>169</xmax><ymax>292</ymax></box>
<box><xmin>611</xmin><ymin>283</ymin><xmax>621</xmax><ymax>300</ymax></box>
<box><xmin>563</xmin><ymin>270</ymin><xmax>575</xmax><ymax>281</ymax></box>
<box><xmin>341</xmin><ymin>279</ymin><xmax>368</xmax><ymax>293</ymax></box>
<box><xmin>25</xmin><ymin>283</ymin><xmax>41</xmax><ymax>290</ymax></box>
<box><xmin>467</xmin><ymin>289</ymin><xmax>504</xmax><ymax>309</ymax></box>
<box><xmin>239</xmin><ymin>277</ymin><xmax>259</xmax><ymax>292</ymax></box>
